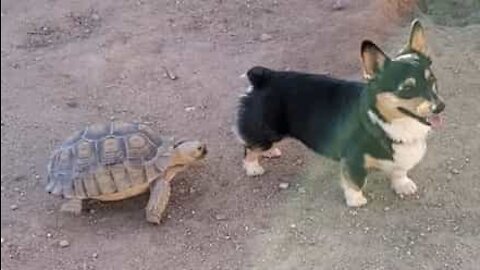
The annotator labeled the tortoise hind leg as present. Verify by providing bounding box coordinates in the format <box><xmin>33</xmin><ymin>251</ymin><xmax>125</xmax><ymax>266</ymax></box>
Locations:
<box><xmin>146</xmin><ymin>179</ymin><xmax>171</xmax><ymax>224</ymax></box>
<box><xmin>60</xmin><ymin>198</ymin><xmax>84</xmax><ymax>215</ymax></box>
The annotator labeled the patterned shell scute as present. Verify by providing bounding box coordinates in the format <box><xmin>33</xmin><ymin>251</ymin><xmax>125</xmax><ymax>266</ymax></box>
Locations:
<box><xmin>46</xmin><ymin>122</ymin><xmax>169</xmax><ymax>199</ymax></box>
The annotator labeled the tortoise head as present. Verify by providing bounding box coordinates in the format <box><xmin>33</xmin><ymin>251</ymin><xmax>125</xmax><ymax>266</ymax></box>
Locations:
<box><xmin>169</xmin><ymin>140</ymin><xmax>207</xmax><ymax>167</ymax></box>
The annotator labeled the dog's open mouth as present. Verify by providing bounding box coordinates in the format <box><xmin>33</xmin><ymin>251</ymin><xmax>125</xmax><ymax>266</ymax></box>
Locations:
<box><xmin>397</xmin><ymin>107</ymin><xmax>444</xmax><ymax>128</ymax></box>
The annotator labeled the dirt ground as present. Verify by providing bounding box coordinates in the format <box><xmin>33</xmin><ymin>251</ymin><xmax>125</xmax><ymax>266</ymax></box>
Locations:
<box><xmin>1</xmin><ymin>0</ymin><xmax>479</xmax><ymax>269</ymax></box>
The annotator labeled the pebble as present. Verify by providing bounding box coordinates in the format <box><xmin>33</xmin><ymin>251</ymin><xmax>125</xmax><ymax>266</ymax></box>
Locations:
<box><xmin>59</xmin><ymin>240</ymin><xmax>70</xmax><ymax>248</ymax></box>
<box><xmin>383</xmin><ymin>206</ymin><xmax>390</xmax><ymax>212</ymax></box>
<box><xmin>10</xmin><ymin>204</ymin><xmax>18</xmax><ymax>211</ymax></box>
<box><xmin>91</xmin><ymin>13</ymin><xmax>101</xmax><ymax>21</ymax></box>
<box><xmin>279</xmin><ymin>182</ymin><xmax>289</xmax><ymax>190</ymax></box>
<box><xmin>259</xmin><ymin>33</ymin><xmax>273</xmax><ymax>42</ymax></box>
<box><xmin>332</xmin><ymin>0</ymin><xmax>346</xmax><ymax>10</ymax></box>
<box><xmin>66</xmin><ymin>101</ymin><xmax>79</xmax><ymax>108</ymax></box>
<box><xmin>290</xmin><ymin>224</ymin><xmax>296</xmax><ymax>229</ymax></box>
<box><xmin>185</xmin><ymin>106</ymin><xmax>196</xmax><ymax>112</ymax></box>
<box><xmin>1</xmin><ymin>237</ymin><xmax>4</xmax><ymax>244</ymax></box>
<box><xmin>214</xmin><ymin>214</ymin><xmax>227</xmax><ymax>221</ymax></box>
<box><xmin>294</xmin><ymin>159</ymin><xmax>303</xmax><ymax>166</ymax></box>
<box><xmin>46</xmin><ymin>233</ymin><xmax>52</xmax><ymax>238</ymax></box>
<box><xmin>451</xmin><ymin>168</ymin><xmax>460</xmax><ymax>174</ymax></box>
<box><xmin>12</xmin><ymin>174</ymin><xmax>25</xmax><ymax>182</ymax></box>
<box><xmin>92</xmin><ymin>252</ymin><xmax>99</xmax><ymax>259</ymax></box>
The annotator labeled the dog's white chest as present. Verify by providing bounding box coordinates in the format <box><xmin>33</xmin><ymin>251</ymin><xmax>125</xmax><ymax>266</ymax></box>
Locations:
<box><xmin>370</xmin><ymin>139</ymin><xmax>427</xmax><ymax>174</ymax></box>
<box><xmin>391</xmin><ymin>140</ymin><xmax>427</xmax><ymax>171</ymax></box>
<box><xmin>367</xmin><ymin>110</ymin><xmax>430</xmax><ymax>173</ymax></box>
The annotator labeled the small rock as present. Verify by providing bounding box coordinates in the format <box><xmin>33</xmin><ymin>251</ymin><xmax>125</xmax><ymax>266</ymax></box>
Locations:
<box><xmin>214</xmin><ymin>214</ymin><xmax>227</xmax><ymax>221</ymax></box>
<box><xmin>332</xmin><ymin>0</ymin><xmax>346</xmax><ymax>10</ymax></box>
<box><xmin>66</xmin><ymin>101</ymin><xmax>79</xmax><ymax>108</ymax></box>
<box><xmin>10</xmin><ymin>204</ymin><xmax>18</xmax><ymax>211</ymax></box>
<box><xmin>13</xmin><ymin>187</ymin><xmax>20</xmax><ymax>192</ymax></box>
<box><xmin>92</xmin><ymin>252</ymin><xmax>99</xmax><ymax>259</ymax></box>
<box><xmin>383</xmin><ymin>206</ymin><xmax>390</xmax><ymax>212</ymax></box>
<box><xmin>91</xmin><ymin>13</ymin><xmax>101</xmax><ymax>21</ymax></box>
<box><xmin>451</xmin><ymin>168</ymin><xmax>460</xmax><ymax>175</ymax></box>
<box><xmin>185</xmin><ymin>106</ymin><xmax>196</xmax><ymax>112</ymax></box>
<box><xmin>59</xmin><ymin>240</ymin><xmax>70</xmax><ymax>248</ymax></box>
<box><xmin>162</xmin><ymin>67</ymin><xmax>178</xmax><ymax>80</ymax></box>
<box><xmin>46</xmin><ymin>233</ymin><xmax>53</xmax><ymax>238</ymax></box>
<box><xmin>290</xmin><ymin>224</ymin><xmax>296</xmax><ymax>229</ymax></box>
<box><xmin>1</xmin><ymin>237</ymin><xmax>4</xmax><ymax>244</ymax></box>
<box><xmin>259</xmin><ymin>33</ymin><xmax>273</xmax><ymax>42</ymax></box>
<box><xmin>89</xmin><ymin>209</ymin><xmax>96</xmax><ymax>214</ymax></box>
<box><xmin>279</xmin><ymin>182</ymin><xmax>289</xmax><ymax>190</ymax></box>
<box><xmin>13</xmin><ymin>175</ymin><xmax>26</xmax><ymax>182</ymax></box>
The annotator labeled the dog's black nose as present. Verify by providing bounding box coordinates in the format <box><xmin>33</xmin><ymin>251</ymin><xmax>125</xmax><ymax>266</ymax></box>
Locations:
<box><xmin>432</xmin><ymin>102</ymin><xmax>445</xmax><ymax>114</ymax></box>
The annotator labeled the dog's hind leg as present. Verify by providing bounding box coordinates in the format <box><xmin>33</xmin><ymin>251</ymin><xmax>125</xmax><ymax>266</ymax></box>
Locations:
<box><xmin>243</xmin><ymin>148</ymin><xmax>266</xmax><ymax>177</ymax></box>
<box><xmin>340</xmin><ymin>159</ymin><xmax>368</xmax><ymax>207</ymax></box>
<box><xmin>262</xmin><ymin>146</ymin><xmax>282</xmax><ymax>159</ymax></box>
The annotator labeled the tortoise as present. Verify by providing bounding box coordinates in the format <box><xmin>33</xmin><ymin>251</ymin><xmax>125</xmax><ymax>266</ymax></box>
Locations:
<box><xmin>46</xmin><ymin>121</ymin><xmax>207</xmax><ymax>224</ymax></box>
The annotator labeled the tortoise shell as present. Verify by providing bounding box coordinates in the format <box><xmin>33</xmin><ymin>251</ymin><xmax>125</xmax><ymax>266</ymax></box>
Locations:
<box><xmin>46</xmin><ymin>122</ymin><xmax>173</xmax><ymax>200</ymax></box>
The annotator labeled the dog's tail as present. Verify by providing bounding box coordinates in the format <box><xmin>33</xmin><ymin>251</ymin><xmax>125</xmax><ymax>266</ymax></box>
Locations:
<box><xmin>246</xmin><ymin>66</ymin><xmax>273</xmax><ymax>90</ymax></box>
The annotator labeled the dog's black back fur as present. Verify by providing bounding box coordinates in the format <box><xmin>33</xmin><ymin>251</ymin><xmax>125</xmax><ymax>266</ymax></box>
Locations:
<box><xmin>238</xmin><ymin>66</ymin><xmax>393</xmax><ymax>165</ymax></box>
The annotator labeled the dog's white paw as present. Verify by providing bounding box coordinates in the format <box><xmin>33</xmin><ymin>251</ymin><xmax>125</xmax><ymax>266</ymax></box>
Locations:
<box><xmin>243</xmin><ymin>161</ymin><xmax>265</xmax><ymax>177</ymax></box>
<box><xmin>392</xmin><ymin>177</ymin><xmax>417</xmax><ymax>196</ymax></box>
<box><xmin>344</xmin><ymin>189</ymin><xmax>368</xmax><ymax>207</ymax></box>
<box><xmin>262</xmin><ymin>148</ymin><xmax>282</xmax><ymax>159</ymax></box>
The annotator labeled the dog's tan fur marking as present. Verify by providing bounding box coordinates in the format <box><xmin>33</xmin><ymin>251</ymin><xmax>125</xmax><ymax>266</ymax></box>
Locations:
<box><xmin>361</xmin><ymin>43</ymin><xmax>388</xmax><ymax>79</ymax></box>
<box><xmin>375</xmin><ymin>92</ymin><xmax>433</xmax><ymax>122</ymax></box>
<box><xmin>409</xmin><ymin>20</ymin><xmax>428</xmax><ymax>55</ymax></box>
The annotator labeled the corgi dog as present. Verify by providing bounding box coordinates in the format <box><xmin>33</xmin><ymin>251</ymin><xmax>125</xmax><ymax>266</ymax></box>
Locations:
<box><xmin>235</xmin><ymin>20</ymin><xmax>445</xmax><ymax>207</ymax></box>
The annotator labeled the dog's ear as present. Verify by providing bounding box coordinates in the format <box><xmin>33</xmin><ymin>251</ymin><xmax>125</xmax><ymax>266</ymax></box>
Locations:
<box><xmin>361</xmin><ymin>40</ymin><xmax>390</xmax><ymax>80</ymax></box>
<box><xmin>407</xmin><ymin>19</ymin><xmax>428</xmax><ymax>55</ymax></box>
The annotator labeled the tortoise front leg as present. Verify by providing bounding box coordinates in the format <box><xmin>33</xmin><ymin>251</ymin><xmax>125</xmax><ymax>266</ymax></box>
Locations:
<box><xmin>146</xmin><ymin>178</ymin><xmax>171</xmax><ymax>224</ymax></box>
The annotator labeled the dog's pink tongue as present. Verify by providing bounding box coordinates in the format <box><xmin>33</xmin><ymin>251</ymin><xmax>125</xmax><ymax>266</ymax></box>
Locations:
<box><xmin>428</xmin><ymin>115</ymin><xmax>444</xmax><ymax>129</ymax></box>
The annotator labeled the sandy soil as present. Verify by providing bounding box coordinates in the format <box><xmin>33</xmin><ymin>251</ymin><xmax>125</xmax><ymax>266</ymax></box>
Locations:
<box><xmin>1</xmin><ymin>0</ymin><xmax>479</xmax><ymax>269</ymax></box>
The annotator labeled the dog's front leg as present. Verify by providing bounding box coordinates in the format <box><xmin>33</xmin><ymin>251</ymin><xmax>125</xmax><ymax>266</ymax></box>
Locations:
<box><xmin>390</xmin><ymin>170</ymin><xmax>417</xmax><ymax>197</ymax></box>
<box><xmin>340</xmin><ymin>160</ymin><xmax>368</xmax><ymax>207</ymax></box>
